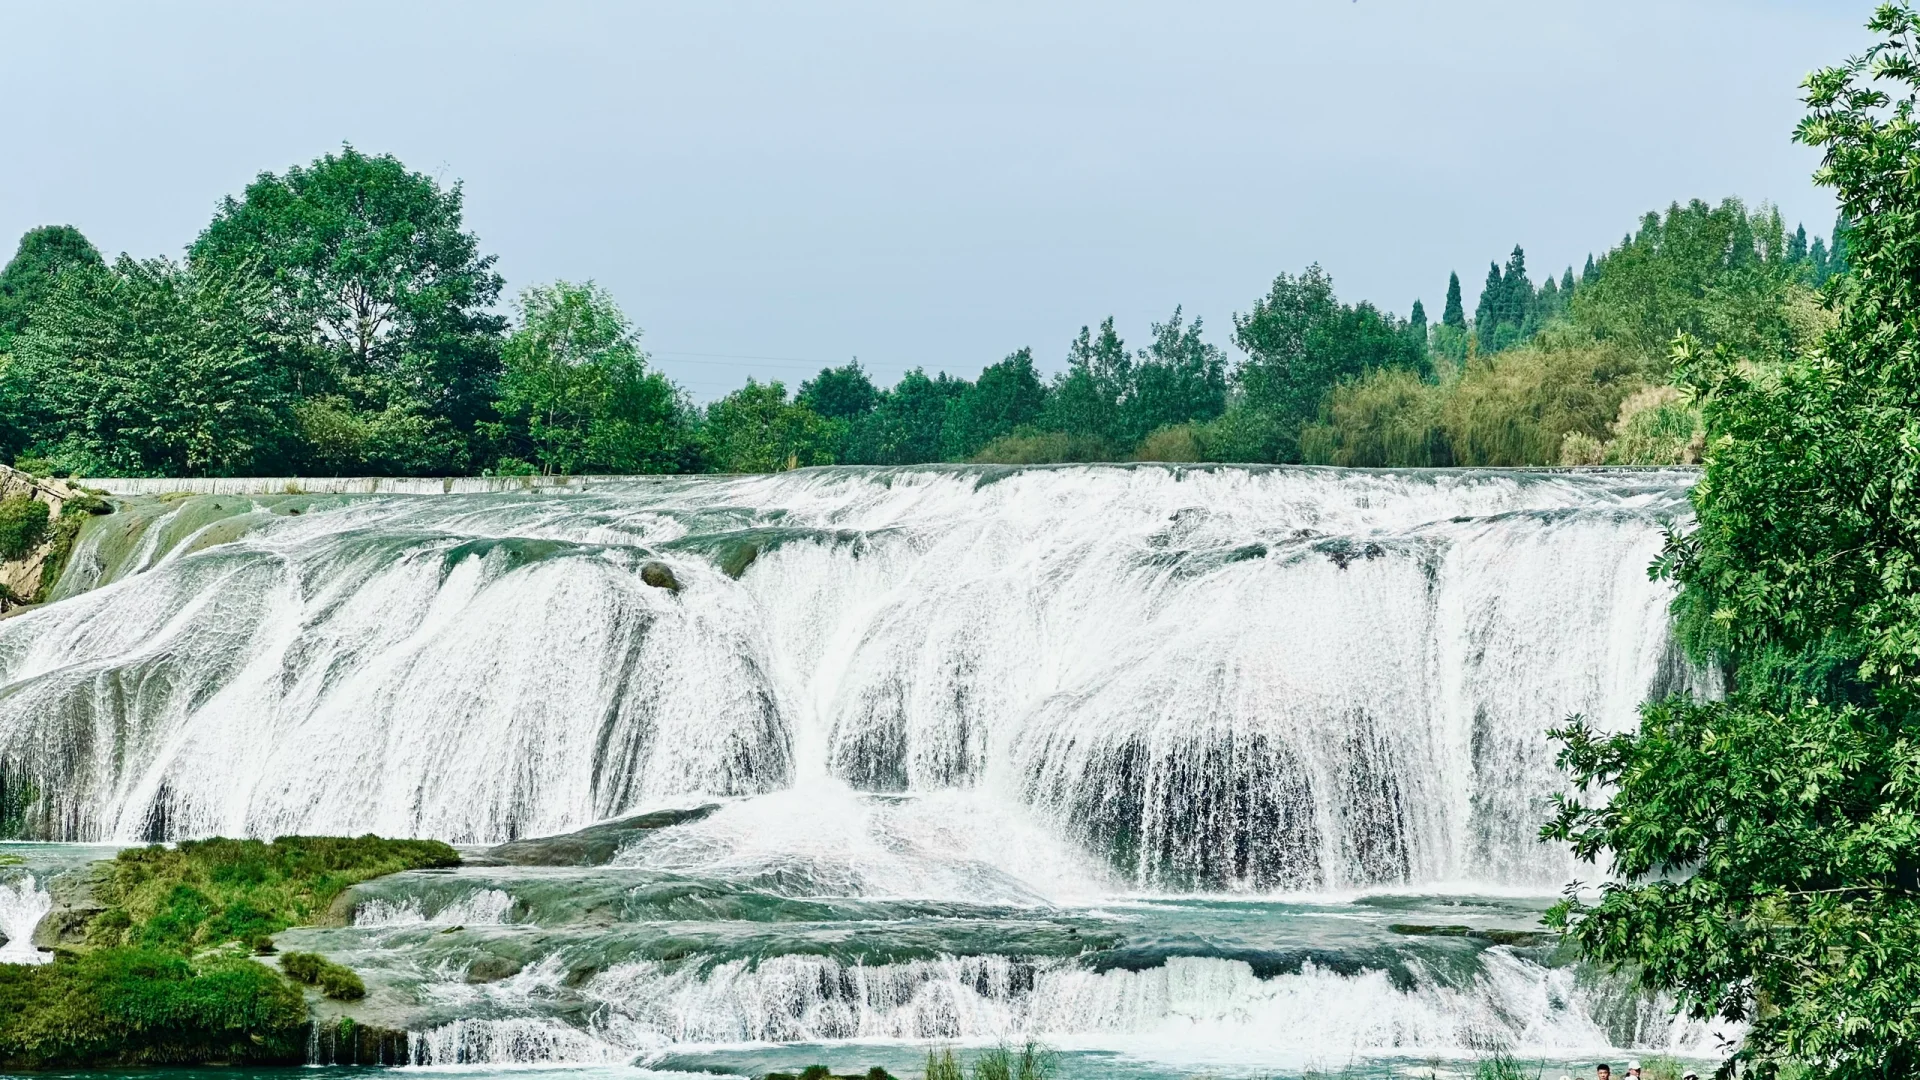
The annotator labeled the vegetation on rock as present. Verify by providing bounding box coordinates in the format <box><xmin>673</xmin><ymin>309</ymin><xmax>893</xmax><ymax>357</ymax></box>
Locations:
<box><xmin>0</xmin><ymin>835</ymin><xmax>457</xmax><ymax>1069</ymax></box>
<box><xmin>0</xmin><ymin>495</ymin><xmax>49</xmax><ymax>560</ymax></box>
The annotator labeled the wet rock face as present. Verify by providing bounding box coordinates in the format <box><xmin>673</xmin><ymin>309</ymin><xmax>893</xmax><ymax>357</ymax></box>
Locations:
<box><xmin>465</xmin><ymin>804</ymin><xmax>721</xmax><ymax>867</ymax></box>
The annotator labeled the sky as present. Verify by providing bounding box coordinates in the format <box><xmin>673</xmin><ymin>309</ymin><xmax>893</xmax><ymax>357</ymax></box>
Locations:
<box><xmin>2</xmin><ymin>1</ymin><xmax>1871</xmax><ymax>399</ymax></box>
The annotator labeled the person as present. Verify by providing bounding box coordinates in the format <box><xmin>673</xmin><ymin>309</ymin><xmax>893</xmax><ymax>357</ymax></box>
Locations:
<box><xmin>1627</xmin><ymin>1063</ymin><xmax>1642</xmax><ymax>1080</ymax></box>
<box><xmin>1682</xmin><ymin>1073</ymin><xmax>1699</xmax><ymax>1080</ymax></box>
<box><xmin>1596</xmin><ymin>1066</ymin><xmax>1612</xmax><ymax>1080</ymax></box>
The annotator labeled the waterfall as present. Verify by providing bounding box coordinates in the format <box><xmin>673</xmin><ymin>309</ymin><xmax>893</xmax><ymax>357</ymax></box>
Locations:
<box><xmin>0</xmin><ymin>872</ymin><xmax>52</xmax><ymax>964</ymax></box>
<box><xmin>0</xmin><ymin>465</ymin><xmax>1699</xmax><ymax>892</ymax></box>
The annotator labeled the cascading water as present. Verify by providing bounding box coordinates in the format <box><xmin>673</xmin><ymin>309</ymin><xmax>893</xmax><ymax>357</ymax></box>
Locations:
<box><xmin>0</xmin><ymin>465</ymin><xmax>1724</xmax><ymax>1075</ymax></box>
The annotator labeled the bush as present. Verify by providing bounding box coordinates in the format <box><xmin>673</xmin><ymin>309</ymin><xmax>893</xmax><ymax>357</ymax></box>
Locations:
<box><xmin>0</xmin><ymin>495</ymin><xmax>50</xmax><ymax>559</ymax></box>
<box><xmin>280</xmin><ymin>951</ymin><xmax>365</xmax><ymax>1001</ymax></box>
<box><xmin>0</xmin><ymin>948</ymin><xmax>308</xmax><ymax>1069</ymax></box>
<box><xmin>1440</xmin><ymin>336</ymin><xmax>1644</xmax><ymax>466</ymax></box>
<box><xmin>85</xmin><ymin>835</ymin><xmax>460</xmax><ymax>952</ymax></box>
<box><xmin>969</xmin><ymin>431</ymin><xmax>1113</xmax><ymax>464</ymax></box>
<box><xmin>1300</xmin><ymin>368</ymin><xmax>1451</xmax><ymax>467</ymax></box>
<box><xmin>1604</xmin><ymin>385</ymin><xmax>1703</xmax><ymax>465</ymax></box>
<box><xmin>1132</xmin><ymin>424</ymin><xmax>1207</xmax><ymax>462</ymax></box>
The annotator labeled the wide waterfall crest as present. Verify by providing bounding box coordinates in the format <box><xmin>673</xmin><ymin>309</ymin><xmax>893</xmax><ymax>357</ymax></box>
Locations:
<box><xmin>0</xmin><ymin>465</ymin><xmax>1699</xmax><ymax>891</ymax></box>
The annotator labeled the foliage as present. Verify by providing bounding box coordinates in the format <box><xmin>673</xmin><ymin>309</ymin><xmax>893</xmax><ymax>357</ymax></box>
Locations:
<box><xmin>0</xmin><ymin>947</ymin><xmax>309</xmax><ymax>1069</ymax></box>
<box><xmin>1300</xmin><ymin>369</ymin><xmax>1450</xmax><ymax>467</ymax></box>
<box><xmin>1542</xmin><ymin>8</ymin><xmax>1920</xmax><ymax>1076</ymax></box>
<box><xmin>1571</xmin><ymin>198</ymin><xmax>1808</xmax><ymax>363</ymax></box>
<box><xmin>0</xmin><ymin>225</ymin><xmax>103</xmax><ymax>349</ymax></box>
<box><xmin>0</xmin><ymin>495</ymin><xmax>50</xmax><ymax>559</ymax></box>
<box><xmin>925</xmin><ymin>1048</ymin><xmax>965</xmax><ymax>1080</ymax></box>
<box><xmin>701</xmin><ymin>380</ymin><xmax>838</xmax><ymax>472</ymax></box>
<box><xmin>490</xmin><ymin>281</ymin><xmax>698</xmax><ymax>474</ymax></box>
<box><xmin>279</xmin><ymin>951</ymin><xmax>366</xmax><ymax>1000</ymax></box>
<box><xmin>1600</xmin><ymin>386</ymin><xmax>1704</xmax><ymax>466</ymax></box>
<box><xmin>1231</xmin><ymin>264</ymin><xmax>1428</xmax><ymax>460</ymax></box>
<box><xmin>1440</xmin><ymin>335</ymin><xmax>1643</xmax><ymax>466</ymax></box>
<box><xmin>798</xmin><ymin>360</ymin><xmax>882</xmax><ymax>423</ymax></box>
<box><xmin>189</xmin><ymin>144</ymin><xmax>505</xmax><ymax>474</ymax></box>
<box><xmin>1133</xmin><ymin>423</ymin><xmax>1208</xmax><ymax>462</ymax></box>
<box><xmin>844</xmin><ymin>368</ymin><xmax>968</xmax><ymax>464</ymax></box>
<box><xmin>969</xmin><ymin>1042</ymin><xmax>1056</xmax><ymax>1080</ymax></box>
<box><xmin>83</xmin><ymin>835</ymin><xmax>459</xmax><ymax>952</ymax></box>
<box><xmin>2</xmin><ymin>256</ymin><xmax>295</xmax><ymax>476</ymax></box>
<box><xmin>941</xmin><ymin>349</ymin><xmax>1049</xmax><ymax>460</ymax></box>
<box><xmin>969</xmin><ymin>430</ymin><xmax>1114</xmax><ymax>464</ymax></box>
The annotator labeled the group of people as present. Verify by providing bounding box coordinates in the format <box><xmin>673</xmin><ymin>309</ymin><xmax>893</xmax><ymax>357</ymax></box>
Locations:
<box><xmin>1566</xmin><ymin>1061</ymin><xmax>1700</xmax><ymax>1080</ymax></box>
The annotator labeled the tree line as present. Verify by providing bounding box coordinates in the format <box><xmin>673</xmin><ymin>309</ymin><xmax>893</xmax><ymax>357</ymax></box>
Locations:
<box><xmin>0</xmin><ymin>146</ymin><xmax>1845</xmax><ymax>477</ymax></box>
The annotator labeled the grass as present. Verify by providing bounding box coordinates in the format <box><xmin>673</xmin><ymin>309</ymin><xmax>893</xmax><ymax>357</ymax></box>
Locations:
<box><xmin>0</xmin><ymin>834</ymin><xmax>458</xmax><ymax>1069</ymax></box>
<box><xmin>84</xmin><ymin>834</ymin><xmax>459</xmax><ymax>952</ymax></box>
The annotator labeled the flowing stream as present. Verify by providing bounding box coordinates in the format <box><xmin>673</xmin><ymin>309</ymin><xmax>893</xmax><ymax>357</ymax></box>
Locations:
<box><xmin>0</xmin><ymin>465</ymin><xmax>1725</xmax><ymax>1076</ymax></box>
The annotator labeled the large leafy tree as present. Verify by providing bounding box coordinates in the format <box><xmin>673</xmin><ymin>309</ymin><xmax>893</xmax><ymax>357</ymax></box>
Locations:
<box><xmin>798</xmin><ymin>360</ymin><xmax>881</xmax><ymax>423</ymax></box>
<box><xmin>2</xmin><ymin>257</ymin><xmax>293</xmax><ymax>476</ymax></box>
<box><xmin>190</xmin><ymin>145</ymin><xmax>505</xmax><ymax>474</ymax></box>
<box><xmin>844</xmin><ymin>368</ymin><xmax>969</xmax><ymax>465</ymax></box>
<box><xmin>0</xmin><ymin>226</ymin><xmax>103</xmax><ymax>349</ymax></box>
<box><xmin>1121</xmin><ymin>307</ymin><xmax>1228</xmax><ymax>445</ymax></box>
<box><xmin>1230</xmin><ymin>264</ymin><xmax>1428</xmax><ymax>460</ymax></box>
<box><xmin>701</xmin><ymin>380</ymin><xmax>837</xmax><ymax>473</ymax></box>
<box><xmin>1543</xmin><ymin>8</ymin><xmax>1920</xmax><ymax>1076</ymax></box>
<box><xmin>490</xmin><ymin>281</ymin><xmax>697</xmax><ymax>475</ymax></box>
<box><xmin>941</xmin><ymin>348</ymin><xmax>1048</xmax><ymax>460</ymax></box>
<box><xmin>1044</xmin><ymin>317</ymin><xmax>1131</xmax><ymax>450</ymax></box>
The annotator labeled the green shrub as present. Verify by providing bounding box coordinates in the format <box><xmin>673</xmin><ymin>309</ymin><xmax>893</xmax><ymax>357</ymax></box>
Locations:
<box><xmin>0</xmin><ymin>496</ymin><xmax>50</xmax><ymax>559</ymax></box>
<box><xmin>10</xmin><ymin>456</ymin><xmax>54</xmax><ymax>477</ymax></box>
<box><xmin>1133</xmin><ymin>424</ymin><xmax>1207</xmax><ymax>462</ymax></box>
<box><xmin>1301</xmin><ymin>368</ymin><xmax>1451</xmax><ymax>467</ymax></box>
<box><xmin>1603</xmin><ymin>385</ymin><xmax>1703</xmax><ymax>465</ymax></box>
<box><xmin>0</xmin><ymin>947</ymin><xmax>308</xmax><ymax>1069</ymax></box>
<box><xmin>1440</xmin><ymin>337</ymin><xmax>1644</xmax><ymax>466</ymax></box>
<box><xmin>970</xmin><ymin>431</ymin><xmax>1114</xmax><ymax>464</ymax></box>
<box><xmin>85</xmin><ymin>835</ymin><xmax>460</xmax><ymax>953</ymax></box>
<box><xmin>279</xmin><ymin>952</ymin><xmax>368</xmax><ymax>1001</ymax></box>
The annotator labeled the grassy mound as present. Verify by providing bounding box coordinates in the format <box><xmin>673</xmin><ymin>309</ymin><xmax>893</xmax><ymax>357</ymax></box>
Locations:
<box><xmin>83</xmin><ymin>835</ymin><xmax>459</xmax><ymax>951</ymax></box>
<box><xmin>0</xmin><ymin>834</ymin><xmax>458</xmax><ymax>1070</ymax></box>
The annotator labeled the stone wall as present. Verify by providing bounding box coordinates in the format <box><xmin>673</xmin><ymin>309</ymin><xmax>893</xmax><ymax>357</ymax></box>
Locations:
<box><xmin>0</xmin><ymin>465</ymin><xmax>88</xmax><ymax>613</ymax></box>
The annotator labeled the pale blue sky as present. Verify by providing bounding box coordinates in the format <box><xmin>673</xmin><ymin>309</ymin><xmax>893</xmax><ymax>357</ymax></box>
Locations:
<box><xmin>2</xmin><ymin>1</ymin><xmax>1868</xmax><ymax>398</ymax></box>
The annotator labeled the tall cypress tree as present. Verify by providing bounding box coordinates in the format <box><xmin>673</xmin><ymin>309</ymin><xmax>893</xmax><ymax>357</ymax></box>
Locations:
<box><xmin>1582</xmin><ymin>253</ymin><xmax>1597</xmax><ymax>282</ymax></box>
<box><xmin>1474</xmin><ymin>262</ymin><xmax>1501</xmax><ymax>336</ymax></box>
<box><xmin>1788</xmin><ymin>223</ymin><xmax>1809</xmax><ymax>263</ymax></box>
<box><xmin>1561</xmin><ymin>266</ymin><xmax>1575</xmax><ymax>296</ymax></box>
<box><xmin>1409</xmin><ymin>299</ymin><xmax>1428</xmax><ymax>338</ymax></box>
<box><xmin>1441</xmin><ymin>272</ymin><xmax>1466</xmax><ymax>330</ymax></box>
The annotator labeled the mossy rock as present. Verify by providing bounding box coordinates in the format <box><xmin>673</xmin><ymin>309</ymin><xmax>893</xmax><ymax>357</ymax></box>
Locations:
<box><xmin>640</xmin><ymin>561</ymin><xmax>681</xmax><ymax>592</ymax></box>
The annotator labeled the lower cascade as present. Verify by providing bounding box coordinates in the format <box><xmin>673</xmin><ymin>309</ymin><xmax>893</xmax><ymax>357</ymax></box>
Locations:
<box><xmin>0</xmin><ymin>465</ymin><xmax>1723</xmax><ymax>1072</ymax></box>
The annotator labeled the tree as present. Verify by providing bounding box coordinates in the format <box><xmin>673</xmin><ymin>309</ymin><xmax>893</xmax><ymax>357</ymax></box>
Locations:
<box><xmin>490</xmin><ymin>282</ymin><xmax>696</xmax><ymax>475</ymax></box>
<box><xmin>1231</xmin><ymin>264</ymin><xmax>1428</xmax><ymax>460</ymax></box>
<box><xmin>1543</xmin><ymin>9</ymin><xmax>1920</xmax><ymax>1075</ymax></box>
<box><xmin>798</xmin><ymin>360</ymin><xmax>881</xmax><ymax>422</ymax></box>
<box><xmin>0</xmin><ymin>226</ymin><xmax>103</xmax><ymax>349</ymax></box>
<box><xmin>701</xmin><ymin>380</ymin><xmax>837</xmax><ymax>472</ymax></box>
<box><xmin>1121</xmin><ymin>307</ymin><xmax>1229</xmax><ymax>446</ymax></box>
<box><xmin>1043</xmin><ymin>317</ymin><xmax>1131</xmax><ymax>449</ymax></box>
<box><xmin>1441</xmin><ymin>272</ymin><xmax>1467</xmax><ymax>330</ymax></box>
<box><xmin>941</xmin><ymin>349</ymin><xmax>1048</xmax><ymax>460</ymax></box>
<box><xmin>2</xmin><ymin>256</ymin><xmax>293</xmax><ymax>476</ymax></box>
<box><xmin>190</xmin><ymin>145</ymin><xmax>505</xmax><ymax>474</ymax></box>
<box><xmin>843</xmin><ymin>368</ymin><xmax>968</xmax><ymax>465</ymax></box>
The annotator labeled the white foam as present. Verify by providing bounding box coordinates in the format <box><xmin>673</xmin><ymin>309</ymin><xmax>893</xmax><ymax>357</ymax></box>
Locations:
<box><xmin>0</xmin><ymin>874</ymin><xmax>52</xmax><ymax>965</ymax></box>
